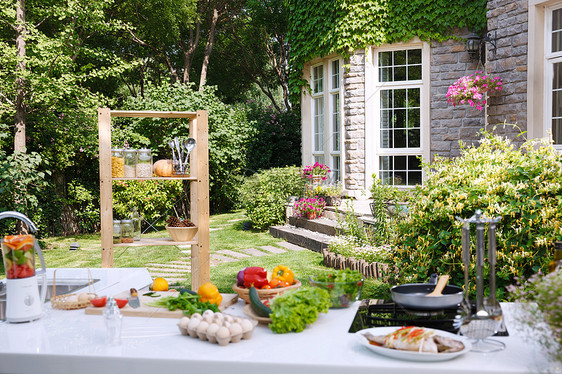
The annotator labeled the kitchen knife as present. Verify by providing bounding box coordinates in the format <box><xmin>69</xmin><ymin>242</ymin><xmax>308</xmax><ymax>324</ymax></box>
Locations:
<box><xmin>128</xmin><ymin>288</ymin><xmax>141</xmax><ymax>308</ymax></box>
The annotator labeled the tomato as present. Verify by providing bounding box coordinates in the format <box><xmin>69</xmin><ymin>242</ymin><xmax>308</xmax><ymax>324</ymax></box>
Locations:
<box><xmin>114</xmin><ymin>298</ymin><xmax>128</xmax><ymax>308</ymax></box>
<box><xmin>90</xmin><ymin>296</ymin><xmax>108</xmax><ymax>307</ymax></box>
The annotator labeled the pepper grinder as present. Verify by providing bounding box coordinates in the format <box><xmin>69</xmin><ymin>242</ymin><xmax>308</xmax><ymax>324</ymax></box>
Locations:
<box><xmin>103</xmin><ymin>298</ymin><xmax>123</xmax><ymax>345</ymax></box>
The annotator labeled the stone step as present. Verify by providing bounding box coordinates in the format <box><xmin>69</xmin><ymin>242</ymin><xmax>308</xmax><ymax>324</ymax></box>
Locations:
<box><xmin>269</xmin><ymin>225</ymin><xmax>331</xmax><ymax>253</ymax></box>
<box><xmin>288</xmin><ymin>216</ymin><xmax>339</xmax><ymax>236</ymax></box>
<box><xmin>259</xmin><ymin>245</ymin><xmax>286</xmax><ymax>254</ymax></box>
<box><xmin>216</xmin><ymin>249</ymin><xmax>251</xmax><ymax>258</ymax></box>
<box><xmin>240</xmin><ymin>248</ymin><xmax>269</xmax><ymax>256</ymax></box>
<box><xmin>277</xmin><ymin>241</ymin><xmax>307</xmax><ymax>251</ymax></box>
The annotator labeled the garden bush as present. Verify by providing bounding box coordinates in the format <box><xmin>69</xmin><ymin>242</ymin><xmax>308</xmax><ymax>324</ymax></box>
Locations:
<box><xmin>389</xmin><ymin>131</ymin><xmax>562</xmax><ymax>299</ymax></box>
<box><xmin>239</xmin><ymin>166</ymin><xmax>305</xmax><ymax>230</ymax></box>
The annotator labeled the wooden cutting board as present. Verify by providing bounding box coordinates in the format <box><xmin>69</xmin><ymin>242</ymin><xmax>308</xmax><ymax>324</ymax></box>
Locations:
<box><xmin>84</xmin><ymin>291</ymin><xmax>238</xmax><ymax>318</ymax></box>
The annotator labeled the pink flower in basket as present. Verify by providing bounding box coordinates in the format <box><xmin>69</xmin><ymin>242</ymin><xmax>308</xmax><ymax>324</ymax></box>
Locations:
<box><xmin>301</xmin><ymin>162</ymin><xmax>330</xmax><ymax>181</ymax></box>
<box><xmin>446</xmin><ymin>72</ymin><xmax>502</xmax><ymax>111</ymax></box>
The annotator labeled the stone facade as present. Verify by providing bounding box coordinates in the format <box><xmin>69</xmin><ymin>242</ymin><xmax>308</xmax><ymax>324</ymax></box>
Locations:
<box><xmin>486</xmin><ymin>0</ymin><xmax>529</xmax><ymax>139</ymax></box>
<box><xmin>343</xmin><ymin>50</ymin><xmax>366</xmax><ymax>193</ymax></box>
<box><xmin>430</xmin><ymin>29</ymin><xmax>485</xmax><ymax>159</ymax></box>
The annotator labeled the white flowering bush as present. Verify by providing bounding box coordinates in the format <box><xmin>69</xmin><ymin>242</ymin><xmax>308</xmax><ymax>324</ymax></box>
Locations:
<box><xmin>508</xmin><ymin>271</ymin><xmax>562</xmax><ymax>366</ymax></box>
<box><xmin>389</xmin><ymin>131</ymin><xmax>562</xmax><ymax>298</ymax></box>
<box><xmin>329</xmin><ymin>235</ymin><xmax>390</xmax><ymax>264</ymax></box>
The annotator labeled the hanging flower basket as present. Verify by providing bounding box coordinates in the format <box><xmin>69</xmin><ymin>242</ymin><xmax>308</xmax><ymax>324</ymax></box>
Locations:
<box><xmin>446</xmin><ymin>72</ymin><xmax>502</xmax><ymax>111</ymax></box>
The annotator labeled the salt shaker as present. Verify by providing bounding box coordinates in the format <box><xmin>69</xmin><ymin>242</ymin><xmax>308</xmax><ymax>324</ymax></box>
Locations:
<box><xmin>103</xmin><ymin>298</ymin><xmax>123</xmax><ymax>345</ymax></box>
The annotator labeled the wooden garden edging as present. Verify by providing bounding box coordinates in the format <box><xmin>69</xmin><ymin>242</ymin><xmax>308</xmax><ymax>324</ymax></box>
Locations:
<box><xmin>321</xmin><ymin>248</ymin><xmax>390</xmax><ymax>279</ymax></box>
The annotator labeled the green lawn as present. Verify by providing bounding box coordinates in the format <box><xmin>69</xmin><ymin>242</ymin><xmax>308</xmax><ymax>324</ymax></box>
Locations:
<box><xmin>2</xmin><ymin>210</ymin><xmax>389</xmax><ymax>299</ymax></box>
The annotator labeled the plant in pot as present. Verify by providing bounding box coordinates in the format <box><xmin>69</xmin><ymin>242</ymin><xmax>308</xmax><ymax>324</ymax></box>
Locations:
<box><xmin>293</xmin><ymin>197</ymin><xmax>326</xmax><ymax>220</ymax></box>
<box><xmin>313</xmin><ymin>183</ymin><xmax>343</xmax><ymax>206</ymax></box>
<box><xmin>166</xmin><ymin>216</ymin><xmax>197</xmax><ymax>242</ymax></box>
<box><xmin>301</xmin><ymin>162</ymin><xmax>330</xmax><ymax>185</ymax></box>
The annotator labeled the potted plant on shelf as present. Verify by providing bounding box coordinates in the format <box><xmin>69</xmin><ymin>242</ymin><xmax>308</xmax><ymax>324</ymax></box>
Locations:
<box><xmin>165</xmin><ymin>216</ymin><xmax>198</xmax><ymax>242</ymax></box>
<box><xmin>293</xmin><ymin>197</ymin><xmax>326</xmax><ymax>220</ymax></box>
<box><xmin>301</xmin><ymin>162</ymin><xmax>330</xmax><ymax>185</ymax></box>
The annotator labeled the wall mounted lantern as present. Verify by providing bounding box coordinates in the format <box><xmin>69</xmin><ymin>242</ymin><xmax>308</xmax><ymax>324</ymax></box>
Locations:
<box><xmin>466</xmin><ymin>31</ymin><xmax>497</xmax><ymax>65</ymax></box>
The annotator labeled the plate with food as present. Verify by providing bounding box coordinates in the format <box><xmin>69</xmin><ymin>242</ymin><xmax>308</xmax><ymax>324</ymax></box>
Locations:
<box><xmin>356</xmin><ymin>326</ymin><xmax>471</xmax><ymax>362</ymax></box>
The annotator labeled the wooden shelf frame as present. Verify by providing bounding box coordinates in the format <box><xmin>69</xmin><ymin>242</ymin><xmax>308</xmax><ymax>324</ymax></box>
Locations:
<box><xmin>98</xmin><ymin>109</ymin><xmax>210</xmax><ymax>290</ymax></box>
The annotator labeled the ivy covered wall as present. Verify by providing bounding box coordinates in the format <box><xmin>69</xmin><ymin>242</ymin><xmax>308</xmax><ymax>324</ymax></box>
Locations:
<box><xmin>287</xmin><ymin>0</ymin><xmax>488</xmax><ymax>99</ymax></box>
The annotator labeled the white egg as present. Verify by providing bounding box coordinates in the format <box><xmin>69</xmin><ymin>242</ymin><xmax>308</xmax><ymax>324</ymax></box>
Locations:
<box><xmin>179</xmin><ymin>316</ymin><xmax>190</xmax><ymax>329</ymax></box>
<box><xmin>77</xmin><ymin>293</ymin><xmax>89</xmax><ymax>303</ymax></box>
<box><xmin>222</xmin><ymin>321</ymin><xmax>231</xmax><ymax>329</ymax></box>
<box><xmin>240</xmin><ymin>318</ymin><xmax>253</xmax><ymax>333</ymax></box>
<box><xmin>216</xmin><ymin>326</ymin><xmax>231</xmax><ymax>346</ymax></box>
<box><xmin>228</xmin><ymin>323</ymin><xmax>243</xmax><ymax>336</ymax></box>
<box><xmin>203</xmin><ymin>314</ymin><xmax>213</xmax><ymax>323</ymax></box>
<box><xmin>223</xmin><ymin>314</ymin><xmax>234</xmax><ymax>323</ymax></box>
<box><xmin>233</xmin><ymin>317</ymin><xmax>243</xmax><ymax>324</ymax></box>
<box><xmin>188</xmin><ymin>318</ymin><xmax>201</xmax><ymax>331</ymax></box>
<box><xmin>191</xmin><ymin>313</ymin><xmax>202</xmax><ymax>320</ymax></box>
<box><xmin>202</xmin><ymin>309</ymin><xmax>214</xmax><ymax>318</ymax></box>
<box><xmin>206</xmin><ymin>323</ymin><xmax>220</xmax><ymax>343</ymax></box>
<box><xmin>213</xmin><ymin>313</ymin><xmax>224</xmax><ymax>324</ymax></box>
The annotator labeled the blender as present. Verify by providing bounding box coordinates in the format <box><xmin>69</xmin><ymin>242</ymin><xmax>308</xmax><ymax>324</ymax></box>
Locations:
<box><xmin>0</xmin><ymin>211</ymin><xmax>47</xmax><ymax>323</ymax></box>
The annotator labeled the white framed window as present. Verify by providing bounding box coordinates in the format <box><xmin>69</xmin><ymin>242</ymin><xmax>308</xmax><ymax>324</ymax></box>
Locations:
<box><xmin>308</xmin><ymin>58</ymin><xmax>343</xmax><ymax>181</ymax></box>
<box><xmin>374</xmin><ymin>47</ymin><xmax>425</xmax><ymax>186</ymax></box>
<box><xmin>546</xmin><ymin>5</ymin><xmax>562</xmax><ymax>148</ymax></box>
<box><xmin>312</xmin><ymin>64</ymin><xmax>325</xmax><ymax>163</ymax></box>
<box><xmin>329</xmin><ymin>59</ymin><xmax>341</xmax><ymax>182</ymax></box>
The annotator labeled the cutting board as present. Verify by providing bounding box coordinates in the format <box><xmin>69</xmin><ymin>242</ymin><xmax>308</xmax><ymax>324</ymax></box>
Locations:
<box><xmin>85</xmin><ymin>291</ymin><xmax>238</xmax><ymax>318</ymax></box>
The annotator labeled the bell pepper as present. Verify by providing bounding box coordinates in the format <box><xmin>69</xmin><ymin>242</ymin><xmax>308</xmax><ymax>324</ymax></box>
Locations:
<box><xmin>197</xmin><ymin>282</ymin><xmax>223</xmax><ymax>305</ymax></box>
<box><xmin>269</xmin><ymin>277</ymin><xmax>290</xmax><ymax>288</ymax></box>
<box><xmin>272</xmin><ymin>265</ymin><xmax>294</xmax><ymax>285</ymax></box>
<box><xmin>240</xmin><ymin>267</ymin><xmax>268</xmax><ymax>289</ymax></box>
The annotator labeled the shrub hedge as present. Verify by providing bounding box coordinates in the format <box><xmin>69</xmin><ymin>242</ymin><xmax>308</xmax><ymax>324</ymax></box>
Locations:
<box><xmin>389</xmin><ymin>132</ymin><xmax>562</xmax><ymax>299</ymax></box>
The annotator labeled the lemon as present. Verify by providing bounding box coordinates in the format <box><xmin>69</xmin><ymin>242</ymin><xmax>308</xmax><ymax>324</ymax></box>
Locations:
<box><xmin>152</xmin><ymin>277</ymin><xmax>169</xmax><ymax>291</ymax></box>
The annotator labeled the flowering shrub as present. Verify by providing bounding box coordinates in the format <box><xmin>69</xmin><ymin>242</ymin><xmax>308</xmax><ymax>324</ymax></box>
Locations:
<box><xmin>446</xmin><ymin>71</ymin><xmax>502</xmax><ymax>110</ymax></box>
<box><xmin>293</xmin><ymin>197</ymin><xmax>326</xmax><ymax>219</ymax></box>
<box><xmin>301</xmin><ymin>162</ymin><xmax>330</xmax><ymax>181</ymax></box>
<box><xmin>329</xmin><ymin>235</ymin><xmax>390</xmax><ymax>264</ymax></box>
<box><xmin>389</xmin><ymin>130</ymin><xmax>562</xmax><ymax>298</ymax></box>
<box><xmin>508</xmin><ymin>271</ymin><xmax>562</xmax><ymax>366</ymax></box>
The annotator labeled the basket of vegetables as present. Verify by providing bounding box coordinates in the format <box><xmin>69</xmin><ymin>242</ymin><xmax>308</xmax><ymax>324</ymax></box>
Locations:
<box><xmin>232</xmin><ymin>265</ymin><xmax>301</xmax><ymax>303</ymax></box>
<box><xmin>309</xmin><ymin>269</ymin><xmax>363</xmax><ymax>308</ymax></box>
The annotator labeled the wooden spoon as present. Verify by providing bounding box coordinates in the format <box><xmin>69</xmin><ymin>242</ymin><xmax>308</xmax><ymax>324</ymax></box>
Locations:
<box><xmin>426</xmin><ymin>275</ymin><xmax>450</xmax><ymax>297</ymax></box>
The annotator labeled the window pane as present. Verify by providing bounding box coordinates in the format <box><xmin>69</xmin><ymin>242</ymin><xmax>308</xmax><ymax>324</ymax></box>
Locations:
<box><xmin>381</xmin><ymin>109</ymin><xmax>391</xmax><ymax>129</ymax></box>
<box><xmin>394</xmin><ymin>155</ymin><xmax>406</xmax><ymax>170</ymax></box>
<box><xmin>409</xmin><ymin>171</ymin><xmax>423</xmax><ymax>185</ymax></box>
<box><xmin>408</xmin><ymin>49</ymin><xmax>422</xmax><ymax>64</ymax></box>
<box><xmin>408</xmin><ymin>108</ymin><xmax>420</xmax><ymax>128</ymax></box>
<box><xmin>332</xmin><ymin>94</ymin><xmax>340</xmax><ymax>151</ymax></box>
<box><xmin>381</xmin><ymin>90</ymin><xmax>391</xmax><ymax>108</ymax></box>
<box><xmin>380</xmin><ymin>156</ymin><xmax>392</xmax><ymax>170</ymax></box>
<box><xmin>554</xmin><ymin>62</ymin><xmax>562</xmax><ymax>90</ymax></box>
<box><xmin>394</xmin><ymin>129</ymin><xmax>407</xmax><ymax>148</ymax></box>
<box><xmin>380</xmin><ymin>67</ymin><xmax>391</xmax><ymax>82</ymax></box>
<box><xmin>394</xmin><ymin>172</ymin><xmax>407</xmax><ymax>185</ymax></box>
<box><xmin>394</xmin><ymin>109</ymin><xmax>406</xmax><ymax>128</ymax></box>
<box><xmin>379</xmin><ymin>51</ymin><xmax>392</xmax><ymax>67</ymax></box>
<box><xmin>553</xmin><ymin>31</ymin><xmax>562</xmax><ymax>54</ymax></box>
<box><xmin>553</xmin><ymin>118</ymin><xmax>562</xmax><ymax>144</ymax></box>
<box><xmin>408</xmin><ymin>129</ymin><xmax>421</xmax><ymax>147</ymax></box>
<box><xmin>381</xmin><ymin>129</ymin><xmax>392</xmax><ymax>148</ymax></box>
<box><xmin>394</xmin><ymin>50</ymin><xmax>406</xmax><ymax>65</ymax></box>
<box><xmin>408</xmin><ymin>155</ymin><xmax>422</xmax><ymax>170</ymax></box>
<box><xmin>394</xmin><ymin>89</ymin><xmax>406</xmax><ymax>108</ymax></box>
<box><xmin>314</xmin><ymin>155</ymin><xmax>325</xmax><ymax>165</ymax></box>
<box><xmin>314</xmin><ymin>97</ymin><xmax>324</xmax><ymax>151</ymax></box>
<box><xmin>394</xmin><ymin>66</ymin><xmax>406</xmax><ymax>81</ymax></box>
<box><xmin>313</xmin><ymin>66</ymin><xmax>323</xmax><ymax>93</ymax></box>
<box><xmin>332</xmin><ymin>60</ymin><xmax>340</xmax><ymax>89</ymax></box>
<box><xmin>554</xmin><ymin>9</ymin><xmax>562</xmax><ymax>31</ymax></box>
<box><xmin>408</xmin><ymin>65</ymin><xmax>422</xmax><ymax>80</ymax></box>
<box><xmin>553</xmin><ymin>10</ymin><xmax>562</xmax><ymax>52</ymax></box>
<box><xmin>332</xmin><ymin>155</ymin><xmax>340</xmax><ymax>182</ymax></box>
<box><xmin>408</xmin><ymin>88</ymin><xmax>420</xmax><ymax>107</ymax></box>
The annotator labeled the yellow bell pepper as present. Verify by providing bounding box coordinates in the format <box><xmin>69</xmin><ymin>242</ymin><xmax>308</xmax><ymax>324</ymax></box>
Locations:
<box><xmin>198</xmin><ymin>282</ymin><xmax>223</xmax><ymax>305</ymax></box>
<box><xmin>272</xmin><ymin>265</ymin><xmax>294</xmax><ymax>285</ymax></box>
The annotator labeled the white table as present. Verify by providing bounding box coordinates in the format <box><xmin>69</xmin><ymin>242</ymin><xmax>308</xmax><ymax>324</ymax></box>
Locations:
<box><xmin>0</xmin><ymin>268</ymin><xmax>556</xmax><ymax>374</ymax></box>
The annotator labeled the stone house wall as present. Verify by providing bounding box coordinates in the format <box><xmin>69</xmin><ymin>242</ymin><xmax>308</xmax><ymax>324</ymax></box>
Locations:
<box><xmin>486</xmin><ymin>0</ymin><xmax>529</xmax><ymax>140</ymax></box>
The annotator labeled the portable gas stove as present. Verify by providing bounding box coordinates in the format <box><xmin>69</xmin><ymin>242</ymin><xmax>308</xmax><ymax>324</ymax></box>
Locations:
<box><xmin>348</xmin><ymin>299</ymin><xmax>508</xmax><ymax>336</ymax></box>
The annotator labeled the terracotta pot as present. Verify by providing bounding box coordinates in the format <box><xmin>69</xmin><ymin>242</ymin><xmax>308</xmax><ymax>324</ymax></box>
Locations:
<box><xmin>306</xmin><ymin>212</ymin><xmax>318</xmax><ymax>220</ymax></box>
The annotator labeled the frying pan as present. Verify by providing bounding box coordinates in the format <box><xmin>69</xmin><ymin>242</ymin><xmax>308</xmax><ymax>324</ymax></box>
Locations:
<box><xmin>391</xmin><ymin>274</ymin><xmax>463</xmax><ymax>310</ymax></box>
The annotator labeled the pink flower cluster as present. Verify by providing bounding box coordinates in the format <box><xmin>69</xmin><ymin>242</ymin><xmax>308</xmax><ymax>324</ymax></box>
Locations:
<box><xmin>293</xmin><ymin>197</ymin><xmax>326</xmax><ymax>218</ymax></box>
<box><xmin>301</xmin><ymin>162</ymin><xmax>330</xmax><ymax>180</ymax></box>
<box><xmin>446</xmin><ymin>71</ymin><xmax>502</xmax><ymax>111</ymax></box>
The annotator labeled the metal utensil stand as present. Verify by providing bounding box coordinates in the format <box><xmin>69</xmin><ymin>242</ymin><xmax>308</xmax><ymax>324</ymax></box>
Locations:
<box><xmin>456</xmin><ymin>210</ymin><xmax>506</xmax><ymax>353</ymax></box>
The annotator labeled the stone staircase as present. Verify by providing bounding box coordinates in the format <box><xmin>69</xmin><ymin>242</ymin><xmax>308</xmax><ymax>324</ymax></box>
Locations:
<box><xmin>269</xmin><ymin>199</ymin><xmax>374</xmax><ymax>253</ymax></box>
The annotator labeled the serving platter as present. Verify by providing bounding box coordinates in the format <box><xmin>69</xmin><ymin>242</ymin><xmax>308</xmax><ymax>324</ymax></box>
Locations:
<box><xmin>356</xmin><ymin>326</ymin><xmax>471</xmax><ymax>362</ymax></box>
<box><xmin>243</xmin><ymin>304</ymin><xmax>272</xmax><ymax>324</ymax></box>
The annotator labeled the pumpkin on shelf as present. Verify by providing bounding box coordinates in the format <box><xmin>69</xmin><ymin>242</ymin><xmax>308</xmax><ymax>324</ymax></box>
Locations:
<box><xmin>153</xmin><ymin>159</ymin><xmax>173</xmax><ymax>177</ymax></box>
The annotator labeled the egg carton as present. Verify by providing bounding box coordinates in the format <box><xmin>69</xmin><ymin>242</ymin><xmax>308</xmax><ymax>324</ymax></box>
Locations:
<box><xmin>177</xmin><ymin>310</ymin><xmax>258</xmax><ymax>346</ymax></box>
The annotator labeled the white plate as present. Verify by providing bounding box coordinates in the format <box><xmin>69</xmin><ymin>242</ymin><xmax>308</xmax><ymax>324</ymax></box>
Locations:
<box><xmin>356</xmin><ymin>326</ymin><xmax>472</xmax><ymax>362</ymax></box>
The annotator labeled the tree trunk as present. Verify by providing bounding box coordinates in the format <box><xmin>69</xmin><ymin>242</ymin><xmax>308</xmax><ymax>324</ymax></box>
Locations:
<box><xmin>14</xmin><ymin>0</ymin><xmax>26</xmax><ymax>153</ymax></box>
<box><xmin>199</xmin><ymin>8</ymin><xmax>219</xmax><ymax>90</ymax></box>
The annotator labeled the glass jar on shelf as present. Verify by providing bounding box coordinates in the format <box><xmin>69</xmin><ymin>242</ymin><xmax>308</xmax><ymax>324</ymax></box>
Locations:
<box><xmin>112</xmin><ymin>220</ymin><xmax>122</xmax><ymax>244</ymax></box>
<box><xmin>120</xmin><ymin>219</ymin><xmax>134</xmax><ymax>243</ymax></box>
<box><xmin>131</xmin><ymin>208</ymin><xmax>142</xmax><ymax>241</ymax></box>
<box><xmin>111</xmin><ymin>149</ymin><xmax>124</xmax><ymax>178</ymax></box>
<box><xmin>136</xmin><ymin>148</ymin><xmax>152</xmax><ymax>178</ymax></box>
<box><xmin>123</xmin><ymin>149</ymin><xmax>137</xmax><ymax>178</ymax></box>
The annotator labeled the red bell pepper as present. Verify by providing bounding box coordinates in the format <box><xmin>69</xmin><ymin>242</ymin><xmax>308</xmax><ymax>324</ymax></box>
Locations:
<box><xmin>241</xmin><ymin>267</ymin><xmax>268</xmax><ymax>289</ymax></box>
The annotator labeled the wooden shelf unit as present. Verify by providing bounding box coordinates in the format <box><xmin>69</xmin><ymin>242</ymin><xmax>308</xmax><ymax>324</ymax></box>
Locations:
<box><xmin>98</xmin><ymin>109</ymin><xmax>210</xmax><ymax>290</ymax></box>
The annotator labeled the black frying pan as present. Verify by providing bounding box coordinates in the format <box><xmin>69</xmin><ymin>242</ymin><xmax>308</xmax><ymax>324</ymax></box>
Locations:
<box><xmin>391</xmin><ymin>274</ymin><xmax>463</xmax><ymax>310</ymax></box>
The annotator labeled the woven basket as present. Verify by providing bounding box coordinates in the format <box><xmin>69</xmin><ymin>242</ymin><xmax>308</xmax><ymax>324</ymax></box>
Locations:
<box><xmin>232</xmin><ymin>280</ymin><xmax>301</xmax><ymax>304</ymax></box>
<box><xmin>50</xmin><ymin>269</ymin><xmax>98</xmax><ymax>310</ymax></box>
